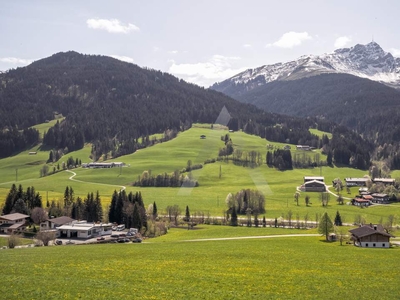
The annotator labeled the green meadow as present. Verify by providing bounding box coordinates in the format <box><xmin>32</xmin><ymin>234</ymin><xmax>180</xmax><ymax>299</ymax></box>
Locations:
<box><xmin>0</xmin><ymin>227</ymin><xmax>399</xmax><ymax>299</ymax></box>
<box><xmin>0</xmin><ymin>122</ymin><xmax>399</xmax><ymax>224</ymax></box>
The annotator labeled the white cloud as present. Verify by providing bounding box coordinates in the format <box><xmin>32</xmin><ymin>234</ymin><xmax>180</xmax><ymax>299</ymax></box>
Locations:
<box><xmin>168</xmin><ymin>50</ymin><xmax>178</xmax><ymax>54</ymax></box>
<box><xmin>168</xmin><ymin>55</ymin><xmax>244</xmax><ymax>87</ymax></box>
<box><xmin>389</xmin><ymin>48</ymin><xmax>400</xmax><ymax>57</ymax></box>
<box><xmin>86</xmin><ymin>18</ymin><xmax>140</xmax><ymax>34</ymax></box>
<box><xmin>334</xmin><ymin>36</ymin><xmax>352</xmax><ymax>48</ymax></box>
<box><xmin>267</xmin><ymin>31</ymin><xmax>312</xmax><ymax>48</ymax></box>
<box><xmin>153</xmin><ymin>46</ymin><xmax>160</xmax><ymax>52</ymax></box>
<box><xmin>243</xmin><ymin>44</ymin><xmax>252</xmax><ymax>48</ymax></box>
<box><xmin>110</xmin><ymin>55</ymin><xmax>134</xmax><ymax>63</ymax></box>
<box><xmin>0</xmin><ymin>57</ymin><xmax>33</xmax><ymax>65</ymax></box>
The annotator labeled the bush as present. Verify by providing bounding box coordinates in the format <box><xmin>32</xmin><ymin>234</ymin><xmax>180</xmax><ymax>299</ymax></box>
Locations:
<box><xmin>8</xmin><ymin>233</ymin><xmax>21</xmax><ymax>249</ymax></box>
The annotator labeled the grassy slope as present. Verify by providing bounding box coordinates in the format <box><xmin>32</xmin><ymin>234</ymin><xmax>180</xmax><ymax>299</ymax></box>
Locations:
<box><xmin>0</xmin><ymin>124</ymin><xmax>399</xmax><ymax>224</ymax></box>
<box><xmin>0</xmin><ymin>229</ymin><xmax>399</xmax><ymax>299</ymax></box>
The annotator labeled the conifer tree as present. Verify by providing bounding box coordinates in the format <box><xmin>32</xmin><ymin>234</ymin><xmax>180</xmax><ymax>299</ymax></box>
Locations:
<box><xmin>185</xmin><ymin>205</ymin><xmax>190</xmax><ymax>222</ymax></box>
<box><xmin>230</xmin><ymin>207</ymin><xmax>238</xmax><ymax>226</ymax></box>
<box><xmin>318</xmin><ymin>212</ymin><xmax>334</xmax><ymax>241</ymax></box>
<box><xmin>152</xmin><ymin>201</ymin><xmax>158</xmax><ymax>219</ymax></box>
<box><xmin>334</xmin><ymin>210</ymin><xmax>343</xmax><ymax>226</ymax></box>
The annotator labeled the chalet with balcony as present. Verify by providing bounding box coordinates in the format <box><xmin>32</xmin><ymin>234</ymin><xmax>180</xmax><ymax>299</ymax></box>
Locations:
<box><xmin>0</xmin><ymin>213</ymin><xmax>29</xmax><ymax>234</ymax></box>
<box><xmin>371</xmin><ymin>193</ymin><xmax>389</xmax><ymax>204</ymax></box>
<box><xmin>351</xmin><ymin>197</ymin><xmax>371</xmax><ymax>207</ymax></box>
<box><xmin>349</xmin><ymin>224</ymin><xmax>394</xmax><ymax>248</ymax></box>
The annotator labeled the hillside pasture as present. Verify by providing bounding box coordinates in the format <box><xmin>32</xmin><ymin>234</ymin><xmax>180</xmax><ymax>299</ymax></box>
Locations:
<box><xmin>0</xmin><ymin>125</ymin><xmax>399</xmax><ymax>225</ymax></box>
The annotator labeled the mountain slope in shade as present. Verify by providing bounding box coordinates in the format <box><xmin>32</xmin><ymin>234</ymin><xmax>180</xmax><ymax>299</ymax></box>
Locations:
<box><xmin>230</xmin><ymin>73</ymin><xmax>400</xmax><ymax>142</ymax></box>
<box><xmin>211</xmin><ymin>41</ymin><xmax>400</xmax><ymax>97</ymax></box>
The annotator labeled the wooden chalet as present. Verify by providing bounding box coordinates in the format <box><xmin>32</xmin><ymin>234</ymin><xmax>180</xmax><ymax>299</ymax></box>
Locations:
<box><xmin>0</xmin><ymin>213</ymin><xmax>29</xmax><ymax>234</ymax></box>
<box><xmin>371</xmin><ymin>193</ymin><xmax>389</xmax><ymax>204</ymax></box>
<box><xmin>349</xmin><ymin>224</ymin><xmax>394</xmax><ymax>248</ymax></box>
<box><xmin>351</xmin><ymin>197</ymin><xmax>371</xmax><ymax>207</ymax></box>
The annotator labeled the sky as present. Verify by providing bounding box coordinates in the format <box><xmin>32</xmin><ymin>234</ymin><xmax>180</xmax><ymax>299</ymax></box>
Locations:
<box><xmin>1</xmin><ymin>0</ymin><xmax>400</xmax><ymax>87</ymax></box>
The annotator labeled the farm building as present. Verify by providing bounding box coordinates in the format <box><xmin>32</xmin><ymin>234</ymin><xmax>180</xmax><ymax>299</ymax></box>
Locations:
<box><xmin>372</xmin><ymin>178</ymin><xmax>395</xmax><ymax>185</ymax></box>
<box><xmin>296</xmin><ymin>145</ymin><xmax>311</xmax><ymax>151</ymax></box>
<box><xmin>0</xmin><ymin>213</ymin><xmax>29</xmax><ymax>234</ymax></box>
<box><xmin>82</xmin><ymin>162</ymin><xmax>125</xmax><ymax>169</ymax></box>
<box><xmin>303</xmin><ymin>180</ymin><xmax>326</xmax><ymax>192</ymax></box>
<box><xmin>345</xmin><ymin>177</ymin><xmax>369</xmax><ymax>187</ymax></box>
<box><xmin>349</xmin><ymin>224</ymin><xmax>394</xmax><ymax>248</ymax></box>
<box><xmin>57</xmin><ymin>221</ymin><xmax>113</xmax><ymax>239</ymax></box>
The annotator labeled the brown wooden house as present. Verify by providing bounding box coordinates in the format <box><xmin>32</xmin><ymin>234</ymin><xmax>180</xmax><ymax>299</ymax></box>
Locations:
<box><xmin>304</xmin><ymin>180</ymin><xmax>326</xmax><ymax>192</ymax></box>
<box><xmin>349</xmin><ymin>224</ymin><xmax>394</xmax><ymax>248</ymax></box>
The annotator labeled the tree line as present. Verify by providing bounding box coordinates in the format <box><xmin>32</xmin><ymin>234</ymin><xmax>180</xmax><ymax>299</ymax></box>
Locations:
<box><xmin>108</xmin><ymin>190</ymin><xmax>147</xmax><ymax>229</ymax></box>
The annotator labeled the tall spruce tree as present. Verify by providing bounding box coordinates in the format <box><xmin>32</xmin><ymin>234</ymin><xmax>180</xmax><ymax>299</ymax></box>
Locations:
<box><xmin>185</xmin><ymin>205</ymin><xmax>190</xmax><ymax>222</ymax></box>
<box><xmin>318</xmin><ymin>212</ymin><xmax>334</xmax><ymax>241</ymax></box>
<box><xmin>152</xmin><ymin>201</ymin><xmax>158</xmax><ymax>219</ymax></box>
<box><xmin>334</xmin><ymin>211</ymin><xmax>343</xmax><ymax>226</ymax></box>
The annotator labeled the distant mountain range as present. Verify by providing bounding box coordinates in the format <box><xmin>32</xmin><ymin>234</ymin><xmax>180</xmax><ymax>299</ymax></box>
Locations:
<box><xmin>212</xmin><ymin>42</ymin><xmax>400</xmax><ymax>93</ymax></box>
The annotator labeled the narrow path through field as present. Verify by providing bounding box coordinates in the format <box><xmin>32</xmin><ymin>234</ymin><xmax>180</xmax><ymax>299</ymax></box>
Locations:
<box><xmin>65</xmin><ymin>170</ymin><xmax>126</xmax><ymax>192</ymax></box>
<box><xmin>182</xmin><ymin>233</ymin><xmax>320</xmax><ymax>242</ymax></box>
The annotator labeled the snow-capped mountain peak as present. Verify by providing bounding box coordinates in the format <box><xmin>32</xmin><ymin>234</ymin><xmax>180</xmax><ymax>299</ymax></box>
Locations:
<box><xmin>215</xmin><ymin>42</ymin><xmax>400</xmax><ymax>90</ymax></box>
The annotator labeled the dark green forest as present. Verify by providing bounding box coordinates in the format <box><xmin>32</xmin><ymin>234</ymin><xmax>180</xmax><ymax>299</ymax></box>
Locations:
<box><xmin>0</xmin><ymin>52</ymin><xmax>372</xmax><ymax>168</ymax></box>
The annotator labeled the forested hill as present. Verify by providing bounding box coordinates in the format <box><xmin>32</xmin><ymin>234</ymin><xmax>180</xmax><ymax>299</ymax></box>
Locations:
<box><xmin>0</xmin><ymin>51</ymin><xmax>371</xmax><ymax>168</ymax></box>
<box><xmin>212</xmin><ymin>73</ymin><xmax>400</xmax><ymax>143</ymax></box>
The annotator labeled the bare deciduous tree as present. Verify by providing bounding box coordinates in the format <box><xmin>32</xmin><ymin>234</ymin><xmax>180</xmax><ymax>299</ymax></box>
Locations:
<box><xmin>31</xmin><ymin>207</ymin><xmax>48</xmax><ymax>225</ymax></box>
<box><xmin>35</xmin><ymin>231</ymin><xmax>56</xmax><ymax>246</ymax></box>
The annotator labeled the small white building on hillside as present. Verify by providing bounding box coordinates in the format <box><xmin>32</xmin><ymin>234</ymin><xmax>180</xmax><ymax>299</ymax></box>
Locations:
<box><xmin>57</xmin><ymin>221</ymin><xmax>113</xmax><ymax>239</ymax></box>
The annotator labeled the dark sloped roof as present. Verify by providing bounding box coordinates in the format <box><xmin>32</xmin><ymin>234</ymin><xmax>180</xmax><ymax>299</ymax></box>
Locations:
<box><xmin>349</xmin><ymin>225</ymin><xmax>394</xmax><ymax>238</ymax></box>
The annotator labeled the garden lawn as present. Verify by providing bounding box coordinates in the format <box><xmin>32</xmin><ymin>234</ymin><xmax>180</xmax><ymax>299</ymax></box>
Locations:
<box><xmin>0</xmin><ymin>229</ymin><xmax>399</xmax><ymax>299</ymax></box>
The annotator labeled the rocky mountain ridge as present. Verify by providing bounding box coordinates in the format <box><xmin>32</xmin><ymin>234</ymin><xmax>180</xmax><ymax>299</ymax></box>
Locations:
<box><xmin>212</xmin><ymin>42</ymin><xmax>400</xmax><ymax>93</ymax></box>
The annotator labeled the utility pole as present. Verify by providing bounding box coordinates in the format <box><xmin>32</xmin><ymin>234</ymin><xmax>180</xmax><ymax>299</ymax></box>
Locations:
<box><xmin>15</xmin><ymin>168</ymin><xmax>18</xmax><ymax>182</ymax></box>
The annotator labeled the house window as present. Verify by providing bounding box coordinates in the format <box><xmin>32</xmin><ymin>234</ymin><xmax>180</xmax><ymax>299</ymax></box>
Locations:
<box><xmin>365</xmin><ymin>243</ymin><xmax>368</xmax><ymax>247</ymax></box>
